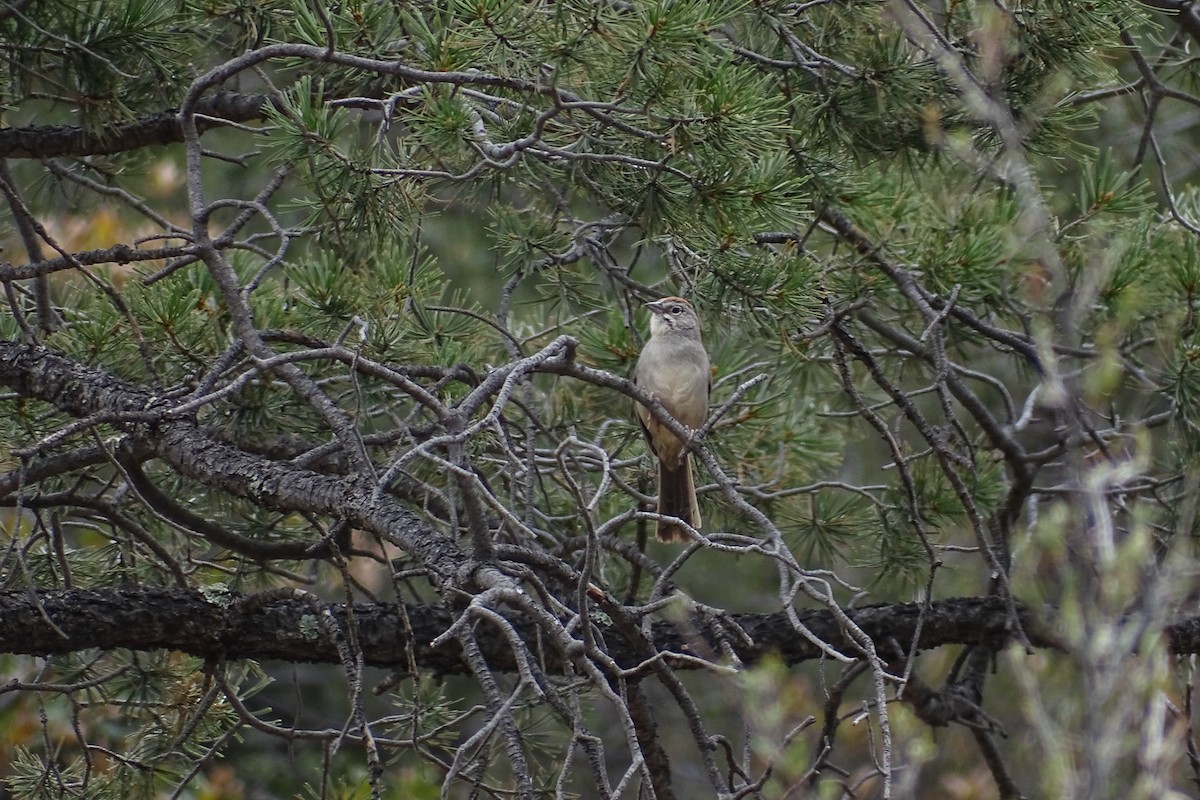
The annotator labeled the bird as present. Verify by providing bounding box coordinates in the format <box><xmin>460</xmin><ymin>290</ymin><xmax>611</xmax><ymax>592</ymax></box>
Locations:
<box><xmin>634</xmin><ymin>296</ymin><xmax>710</xmax><ymax>542</ymax></box>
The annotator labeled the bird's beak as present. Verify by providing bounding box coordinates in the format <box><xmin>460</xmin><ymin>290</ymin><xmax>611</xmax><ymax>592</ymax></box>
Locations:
<box><xmin>644</xmin><ymin>300</ymin><xmax>666</xmax><ymax>314</ymax></box>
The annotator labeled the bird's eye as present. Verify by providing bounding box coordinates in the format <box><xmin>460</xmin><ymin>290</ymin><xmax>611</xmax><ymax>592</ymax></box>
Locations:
<box><xmin>670</xmin><ymin>305</ymin><xmax>683</xmax><ymax>314</ymax></box>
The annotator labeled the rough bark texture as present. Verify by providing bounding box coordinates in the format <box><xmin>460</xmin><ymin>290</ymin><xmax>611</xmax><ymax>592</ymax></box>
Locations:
<box><xmin>1</xmin><ymin>339</ymin><xmax>1190</xmax><ymax>677</ymax></box>
<box><xmin>0</xmin><ymin>340</ymin><xmax>477</xmax><ymax>590</ymax></box>
<box><xmin>0</xmin><ymin>587</ymin><xmax>1116</xmax><ymax>672</ymax></box>
<box><xmin>0</xmin><ymin>92</ymin><xmax>270</xmax><ymax>159</ymax></box>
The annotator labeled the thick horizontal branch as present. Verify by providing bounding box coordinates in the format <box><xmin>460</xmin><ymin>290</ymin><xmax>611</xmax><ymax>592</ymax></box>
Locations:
<box><xmin>0</xmin><ymin>92</ymin><xmax>270</xmax><ymax>159</ymax></box>
<box><xmin>0</xmin><ymin>588</ymin><xmax>1029</xmax><ymax>671</ymax></box>
<box><xmin>0</xmin><ymin>340</ymin><xmax>475</xmax><ymax>589</ymax></box>
<box><xmin>2</xmin><ymin>587</ymin><xmax>1194</xmax><ymax>673</ymax></box>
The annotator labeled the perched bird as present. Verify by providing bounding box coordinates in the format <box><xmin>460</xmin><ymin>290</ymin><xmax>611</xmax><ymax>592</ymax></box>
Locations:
<box><xmin>634</xmin><ymin>297</ymin><xmax>710</xmax><ymax>542</ymax></box>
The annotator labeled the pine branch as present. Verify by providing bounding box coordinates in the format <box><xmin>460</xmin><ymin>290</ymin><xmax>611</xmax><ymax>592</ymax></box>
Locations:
<box><xmin>0</xmin><ymin>92</ymin><xmax>271</xmax><ymax>159</ymax></box>
<box><xmin>0</xmin><ymin>339</ymin><xmax>473</xmax><ymax>587</ymax></box>
<box><xmin>3</xmin><ymin>587</ymin><xmax>1196</xmax><ymax>673</ymax></box>
<box><xmin>1141</xmin><ymin>1</ymin><xmax>1200</xmax><ymax>46</ymax></box>
<box><xmin>0</xmin><ymin>587</ymin><xmax>1067</xmax><ymax>672</ymax></box>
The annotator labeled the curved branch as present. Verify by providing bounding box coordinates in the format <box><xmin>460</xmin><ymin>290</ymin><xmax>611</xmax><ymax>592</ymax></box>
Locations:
<box><xmin>0</xmin><ymin>339</ymin><xmax>473</xmax><ymax>587</ymax></box>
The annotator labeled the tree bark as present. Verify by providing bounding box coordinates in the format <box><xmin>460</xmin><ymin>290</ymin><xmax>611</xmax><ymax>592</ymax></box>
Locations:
<box><xmin>0</xmin><ymin>587</ymin><xmax>1110</xmax><ymax>673</ymax></box>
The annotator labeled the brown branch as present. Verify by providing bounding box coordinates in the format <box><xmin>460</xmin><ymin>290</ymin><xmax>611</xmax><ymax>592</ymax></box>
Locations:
<box><xmin>0</xmin><ymin>160</ymin><xmax>59</xmax><ymax>332</ymax></box>
<box><xmin>0</xmin><ymin>588</ymin><xmax>1055</xmax><ymax>672</ymax></box>
<box><xmin>627</xmin><ymin>683</ymin><xmax>676</xmax><ymax>800</ymax></box>
<box><xmin>0</xmin><ymin>92</ymin><xmax>271</xmax><ymax>159</ymax></box>
<box><xmin>1141</xmin><ymin>0</ymin><xmax>1200</xmax><ymax>48</ymax></box>
<box><xmin>2</xmin><ymin>587</ymin><xmax>1196</xmax><ymax>674</ymax></box>
<box><xmin>0</xmin><ymin>442</ymin><xmax>134</xmax><ymax>496</ymax></box>
<box><xmin>119</xmin><ymin>457</ymin><xmax>348</xmax><ymax>561</ymax></box>
<box><xmin>0</xmin><ymin>339</ymin><xmax>474</xmax><ymax>588</ymax></box>
<box><xmin>0</xmin><ymin>243</ymin><xmax>191</xmax><ymax>282</ymax></box>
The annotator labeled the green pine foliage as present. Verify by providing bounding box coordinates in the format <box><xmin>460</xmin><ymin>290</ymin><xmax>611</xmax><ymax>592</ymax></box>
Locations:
<box><xmin>4</xmin><ymin>0</ymin><xmax>1195</xmax><ymax>580</ymax></box>
<box><xmin>5</xmin><ymin>0</ymin><xmax>1200</xmax><ymax>796</ymax></box>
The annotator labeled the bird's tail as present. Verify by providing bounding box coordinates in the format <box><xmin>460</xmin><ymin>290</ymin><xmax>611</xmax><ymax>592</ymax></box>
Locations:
<box><xmin>657</xmin><ymin>455</ymin><xmax>700</xmax><ymax>543</ymax></box>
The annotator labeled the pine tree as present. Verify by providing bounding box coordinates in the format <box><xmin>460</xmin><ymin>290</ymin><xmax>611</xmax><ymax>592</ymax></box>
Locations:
<box><xmin>1</xmin><ymin>1</ymin><xmax>1199</xmax><ymax>798</ymax></box>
